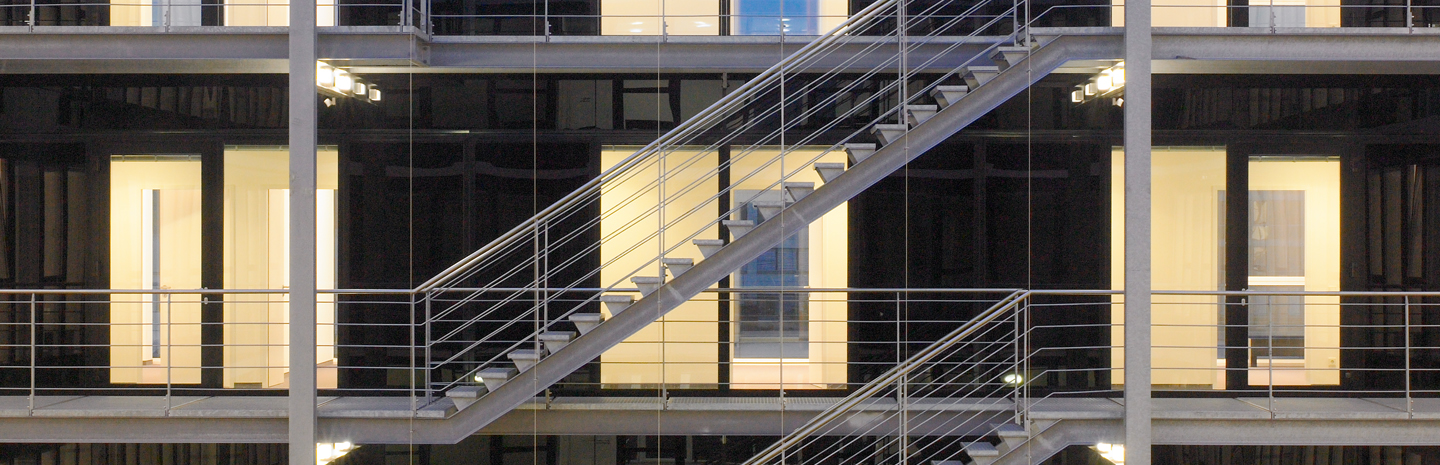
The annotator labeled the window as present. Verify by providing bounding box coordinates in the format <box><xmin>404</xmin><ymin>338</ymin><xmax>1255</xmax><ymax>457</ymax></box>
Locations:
<box><xmin>734</xmin><ymin>190</ymin><xmax>808</xmax><ymax>359</ymax></box>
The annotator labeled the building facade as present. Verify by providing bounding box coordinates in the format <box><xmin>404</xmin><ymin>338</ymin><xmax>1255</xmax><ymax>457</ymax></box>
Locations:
<box><xmin>2</xmin><ymin>0</ymin><xmax>1440</xmax><ymax>463</ymax></box>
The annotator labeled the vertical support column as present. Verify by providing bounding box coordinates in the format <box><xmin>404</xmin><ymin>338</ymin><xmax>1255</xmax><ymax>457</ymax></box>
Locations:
<box><xmin>1122</xmin><ymin>0</ymin><xmax>1152</xmax><ymax>462</ymax></box>
<box><xmin>289</xmin><ymin>0</ymin><xmax>319</xmax><ymax>462</ymax></box>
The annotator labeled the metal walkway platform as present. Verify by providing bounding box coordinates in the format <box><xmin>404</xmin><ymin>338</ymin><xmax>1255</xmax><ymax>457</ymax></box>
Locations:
<box><xmin>2</xmin><ymin>395</ymin><xmax>1439</xmax><ymax>445</ymax></box>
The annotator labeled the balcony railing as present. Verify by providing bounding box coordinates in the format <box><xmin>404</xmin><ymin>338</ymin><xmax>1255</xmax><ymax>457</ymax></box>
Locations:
<box><xmin>4</xmin><ymin>2</ymin><xmax>1438</xmax><ymax>33</ymax></box>
<box><xmin>0</xmin><ymin>287</ymin><xmax>1435</xmax><ymax>411</ymax></box>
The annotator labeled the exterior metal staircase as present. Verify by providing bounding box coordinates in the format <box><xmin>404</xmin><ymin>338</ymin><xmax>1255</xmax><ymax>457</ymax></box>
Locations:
<box><xmin>395</xmin><ymin>0</ymin><xmax>1119</xmax><ymax>444</ymax></box>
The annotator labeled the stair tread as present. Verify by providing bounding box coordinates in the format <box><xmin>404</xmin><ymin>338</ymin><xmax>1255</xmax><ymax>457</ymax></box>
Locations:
<box><xmin>782</xmin><ymin>182</ymin><xmax>815</xmax><ymax>188</ymax></box>
<box><xmin>508</xmin><ymin>348</ymin><xmax>547</xmax><ymax>358</ymax></box>
<box><xmin>965</xmin><ymin>442</ymin><xmax>1000</xmax><ymax>456</ymax></box>
<box><xmin>933</xmin><ymin>85</ymin><xmax>969</xmax><ymax>92</ymax></box>
<box><xmin>538</xmin><ymin>331</ymin><xmax>576</xmax><ymax>341</ymax></box>
<box><xmin>814</xmin><ymin>162</ymin><xmax>845</xmax><ymax>168</ymax></box>
<box><xmin>598</xmin><ymin>295</ymin><xmax>634</xmax><ymax>303</ymax></box>
<box><xmin>478</xmin><ymin>367</ymin><xmax>518</xmax><ymax>377</ymax></box>
<box><xmin>569</xmin><ymin>313</ymin><xmax>605</xmax><ymax>321</ymax></box>
<box><xmin>446</xmin><ymin>385</ymin><xmax>487</xmax><ymax>398</ymax></box>
<box><xmin>660</xmin><ymin>257</ymin><xmax>695</xmax><ymax>265</ymax></box>
<box><xmin>995</xmin><ymin>423</ymin><xmax>1026</xmax><ymax>436</ymax></box>
<box><xmin>721</xmin><ymin>220</ymin><xmax>755</xmax><ymax>226</ymax></box>
<box><xmin>966</xmin><ymin>65</ymin><xmax>1001</xmax><ymax>72</ymax></box>
<box><xmin>906</xmin><ymin>104</ymin><xmax>939</xmax><ymax>110</ymax></box>
<box><xmin>693</xmin><ymin>239</ymin><xmax>725</xmax><ymax>245</ymax></box>
<box><xmin>631</xmin><ymin>276</ymin><xmax>665</xmax><ymax>283</ymax></box>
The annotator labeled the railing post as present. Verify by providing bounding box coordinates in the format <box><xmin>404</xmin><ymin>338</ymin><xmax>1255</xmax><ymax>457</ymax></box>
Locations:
<box><xmin>1406</xmin><ymin>0</ymin><xmax>1413</xmax><ymax>32</ymax></box>
<box><xmin>166</xmin><ymin>293</ymin><xmax>173</xmax><ymax>415</ymax></box>
<box><xmin>1268</xmin><ymin>0</ymin><xmax>1275</xmax><ymax>33</ymax></box>
<box><xmin>1012</xmin><ymin>293</ymin><xmax>1021</xmax><ymax>425</ymax></box>
<box><xmin>1404</xmin><ymin>296</ymin><xmax>1412</xmax><ymax>418</ymax></box>
<box><xmin>28</xmin><ymin>293</ymin><xmax>35</xmax><ymax>416</ymax></box>
<box><xmin>424</xmin><ymin>290</ymin><xmax>433</xmax><ymax>405</ymax></box>
<box><xmin>1267</xmin><ymin>302</ymin><xmax>1273</xmax><ymax>415</ymax></box>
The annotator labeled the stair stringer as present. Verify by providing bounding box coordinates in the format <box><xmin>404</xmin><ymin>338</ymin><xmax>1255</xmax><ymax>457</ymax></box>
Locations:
<box><xmin>989</xmin><ymin>419</ymin><xmax>1122</xmax><ymax>465</ymax></box>
<box><xmin>367</xmin><ymin>33</ymin><xmax>1122</xmax><ymax>445</ymax></box>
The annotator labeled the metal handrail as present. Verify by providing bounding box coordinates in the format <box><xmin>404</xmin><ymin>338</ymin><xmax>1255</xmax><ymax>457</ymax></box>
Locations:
<box><xmin>416</xmin><ymin>0</ymin><xmax>1025</xmax><ymax>403</ymax></box>
<box><xmin>740</xmin><ymin>290</ymin><xmax>1029</xmax><ymax>465</ymax></box>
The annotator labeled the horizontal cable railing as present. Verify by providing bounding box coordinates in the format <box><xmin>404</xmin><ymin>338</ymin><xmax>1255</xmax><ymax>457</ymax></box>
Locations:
<box><xmin>0</xmin><ymin>288</ymin><xmax>1434</xmax><ymax>406</ymax></box>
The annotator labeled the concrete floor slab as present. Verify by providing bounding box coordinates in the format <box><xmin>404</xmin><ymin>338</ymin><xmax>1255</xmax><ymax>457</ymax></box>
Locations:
<box><xmin>1237</xmin><ymin>397</ymin><xmax>1408</xmax><ymax>419</ymax></box>
<box><xmin>31</xmin><ymin>395</ymin><xmax>206</xmax><ymax>417</ymax></box>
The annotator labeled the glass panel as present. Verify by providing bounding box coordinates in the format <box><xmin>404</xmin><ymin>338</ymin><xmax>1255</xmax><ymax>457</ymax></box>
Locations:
<box><xmin>223</xmin><ymin>146</ymin><xmax>339</xmax><ymax>389</ymax></box>
<box><xmin>1111</xmin><ymin>147</ymin><xmax>1226</xmax><ymax>388</ymax></box>
<box><xmin>728</xmin><ymin>147</ymin><xmax>846</xmax><ymax>390</ymax></box>
<box><xmin>1248</xmin><ymin>157</ymin><xmax>1340</xmax><ymax>386</ymax></box>
<box><xmin>109</xmin><ymin>155</ymin><xmax>203</xmax><ymax>385</ymax></box>
<box><xmin>599</xmin><ymin>147</ymin><xmax>721</xmax><ymax>389</ymax></box>
<box><xmin>600</xmin><ymin>0</ymin><xmax>718</xmax><ymax>35</ymax></box>
<box><xmin>733</xmin><ymin>190</ymin><xmax>808</xmax><ymax>359</ymax></box>
<box><xmin>1113</xmin><ymin>0</ymin><xmax>1341</xmax><ymax>27</ymax></box>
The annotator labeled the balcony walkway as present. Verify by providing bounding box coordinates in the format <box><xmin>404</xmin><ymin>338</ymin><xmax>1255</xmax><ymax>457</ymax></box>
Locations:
<box><xmin>1</xmin><ymin>394</ymin><xmax>1438</xmax><ymax>445</ymax></box>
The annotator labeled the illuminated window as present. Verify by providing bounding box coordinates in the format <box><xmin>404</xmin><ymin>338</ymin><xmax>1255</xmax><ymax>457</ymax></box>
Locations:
<box><xmin>734</xmin><ymin>190</ymin><xmax>809</xmax><ymax>359</ymax></box>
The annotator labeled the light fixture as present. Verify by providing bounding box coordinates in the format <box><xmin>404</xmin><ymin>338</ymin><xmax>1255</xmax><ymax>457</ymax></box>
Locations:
<box><xmin>317</xmin><ymin>61</ymin><xmax>380</xmax><ymax>104</ymax></box>
<box><xmin>334</xmin><ymin>70</ymin><xmax>354</xmax><ymax>95</ymax></box>
<box><xmin>630</xmin><ymin>28</ymin><xmax>643</xmax><ymax>32</ymax></box>
<box><xmin>316</xmin><ymin>62</ymin><xmax>336</xmax><ymax>88</ymax></box>
<box><xmin>1071</xmin><ymin>89</ymin><xmax>1083</xmax><ymax>103</ymax></box>
<box><xmin>1111</xmin><ymin>65</ymin><xmax>1125</xmax><ymax>87</ymax></box>
<box><xmin>1084</xmin><ymin>83</ymin><xmax>1097</xmax><ymax>96</ymax></box>
<box><xmin>317</xmin><ymin>441</ymin><xmax>357</xmax><ymax>465</ymax></box>
<box><xmin>1097</xmin><ymin>74</ymin><xmax>1113</xmax><ymax>92</ymax></box>
<box><xmin>1002</xmin><ymin>373</ymin><xmax>1024</xmax><ymax>386</ymax></box>
<box><xmin>1092</xmin><ymin>443</ymin><xmax>1124</xmax><ymax>464</ymax></box>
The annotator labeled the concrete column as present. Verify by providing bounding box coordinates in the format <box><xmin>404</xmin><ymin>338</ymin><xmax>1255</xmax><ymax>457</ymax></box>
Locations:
<box><xmin>288</xmin><ymin>0</ymin><xmax>318</xmax><ymax>462</ymax></box>
<box><xmin>1123</xmin><ymin>0</ymin><xmax>1152</xmax><ymax>463</ymax></box>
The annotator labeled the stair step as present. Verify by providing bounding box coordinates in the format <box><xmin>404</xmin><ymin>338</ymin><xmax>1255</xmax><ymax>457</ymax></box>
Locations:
<box><xmin>929</xmin><ymin>85</ymin><xmax>969</xmax><ymax>109</ymax></box>
<box><xmin>844</xmin><ymin>143</ymin><xmax>876</xmax><ymax>165</ymax></box>
<box><xmin>871</xmin><ymin>124</ymin><xmax>908</xmax><ymax>146</ymax></box>
<box><xmin>693</xmin><ymin>239</ymin><xmax>725</xmax><ymax>258</ymax></box>
<box><xmin>598</xmin><ymin>295</ymin><xmax>635</xmax><ymax>316</ymax></box>
<box><xmin>963</xmin><ymin>66</ymin><xmax>1001</xmax><ymax>89</ymax></box>
<box><xmin>538</xmin><ymin>330</ymin><xmax>577</xmax><ymax>353</ymax></box>
<box><xmin>814</xmin><ymin>162</ymin><xmax>845</xmax><ymax>183</ymax></box>
<box><xmin>752</xmin><ymin>200</ymin><xmax>786</xmax><ymax>221</ymax></box>
<box><xmin>964</xmin><ymin>442</ymin><xmax>1000</xmax><ymax>465</ymax></box>
<box><xmin>631</xmin><ymin>276</ymin><xmax>665</xmax><ymax>296</ymax></box>
<box><xmin>905</xmin><ymin>104</ymin><xmax>939</xmax><ymax>126</ymax></box>
<box><xmin>782</xmin><ymin>182</ymin><xmax>815</xmax><ymax>202</ymax></box>
<box><xmin>722</xmin><ymin>220</ymin><xmax>755</xmax><ymax>239</ymax></box>
<box><xmin>995</xmin><ymin>423</ymin><xmax>1028</xmax><ymax>455</ymax></box>
<box><xmin>445</xmin><ymin>385</ymin><xmax>487</xmax><ymax>411</ymax></box>
<box><xmin>569</xmin><ymin>313</ymin><xmax>605</xmax><ymax>335</ymax></box>
<box><xmin>989</xmin><ymin>45</ymin><xmax>1033</xmax><ymax>70</ymax></box>
<box><xmin>507</xmin><ymin>348</ymin><xmax>547</xmax><ymax>372</ymax></box>
<box><xmin>476</xmin><ymin>367</ymin><xmax>518</xmax><ymax>392</ymax></box>
<box><xmin>661</xmin><ymin>257</ymin><xmax>695</xmax><ymax>277</ymax></box>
